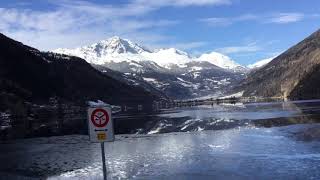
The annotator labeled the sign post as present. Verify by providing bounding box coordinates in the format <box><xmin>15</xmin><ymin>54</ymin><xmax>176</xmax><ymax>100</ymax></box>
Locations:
<box><xmin>88</xmin><ymin>106</ymin><xmax>114</xmax><ymax>180</ymax></box>
<box><xmin>101</xmin><ymin>142</ymin><xmax>107</xmax><ymax>180</ymax></box>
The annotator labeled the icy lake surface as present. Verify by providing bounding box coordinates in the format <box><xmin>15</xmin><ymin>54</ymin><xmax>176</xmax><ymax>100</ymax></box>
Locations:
<box><xmin>1</xmin><ymin>100</ymin><xmax>320</xmax><ymax>179</ymax></box>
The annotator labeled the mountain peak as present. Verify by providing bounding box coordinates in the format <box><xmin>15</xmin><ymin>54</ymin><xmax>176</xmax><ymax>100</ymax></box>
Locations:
<box><xmin>104</xmin><ymin>36</ymin><xmax>129</xmax><ymax>45</ymax></box>
<box><xmin>108</xmin><ymin>35</ymin><xmax>121</xmax><ymax>40</ymax></box>
<box><xmin>104</xmin><ymin>36</ymin><xmax>123</xmax><ymax>45</ymax></box>
<box><xmin>94</xmin><ymin>36</ymin><xmax>148</xmax><ymax>54</ymax></box>
<box><xmin>168</xmin><ymin>48</ymin><xmax>189</xmax><ymax>56</ymax></box>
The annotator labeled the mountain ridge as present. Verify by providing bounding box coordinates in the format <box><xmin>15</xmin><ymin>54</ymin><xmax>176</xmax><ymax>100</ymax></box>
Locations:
<box><xmin>53</xmin><ymin>36</ymin><xmax>247</xmax><ymax>72</ymax></box>
<box><xmin>247</xmin><ymin>56</ymin><xmax>275</xmax><ymax>69</ymax></box>
<box><xmin>53</xmin><ymin>36</ymin><xmax>247</xmax><ymax>99</ymax></box>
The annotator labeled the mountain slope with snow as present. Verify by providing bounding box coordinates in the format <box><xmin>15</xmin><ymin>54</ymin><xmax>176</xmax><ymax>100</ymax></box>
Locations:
<box><xmin>247</xmin><ymin>57</ymin><xmax>275</xmax><ymax>69</ymax></box>
<box><xmin>141</xmin><ymin>48</ymin><xmax>191</xmax><ymax>68</ymax></box>
<box><xmin>53</xmin><ymin>36</ymin><xmax>246</xmax><ymax>71</ymax></box>
<box><xmin>54</xmin><ymin>36</ymin><xmax>151</xmax><ymax>65</ymax></box>
<box><xmin>53</xmin><ymin>36</ymin><xmax>247</xmax><ymax>99</ymax></box>
<box><xmin>197</xmin><ymin>51</ymin><xmax>245</xmax><ymax>71</ymax></box>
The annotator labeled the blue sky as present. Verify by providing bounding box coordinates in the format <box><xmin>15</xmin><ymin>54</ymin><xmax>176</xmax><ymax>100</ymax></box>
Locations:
<box><xmin>0</xmin><ymin>0</ymin><xmax>319</xmax><ymax>65</ymax></box>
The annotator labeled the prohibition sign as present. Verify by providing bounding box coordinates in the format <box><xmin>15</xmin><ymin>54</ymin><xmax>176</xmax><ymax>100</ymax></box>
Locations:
<box><xmin>91</xmin><ymin>108</ymin><xmax>109</xmax><ymax>128</ymax></box>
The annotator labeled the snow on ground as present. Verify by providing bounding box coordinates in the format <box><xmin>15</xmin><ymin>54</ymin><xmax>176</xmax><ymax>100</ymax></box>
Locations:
<box><xmin>219</xmin><ymin>78</ymin><xmax>231</xmax><ymax>85</ymax></box>
<box><xmin>143</xmin><ymin>77</ymin><xmax>157</xmax><ymax>83</ymax></box>
<box><xmin>192</xmin><ymin>72</ymin><xmax>201</xmax><ymax>78</ymax></box>
<box><xmin>87</xmin><ymin>100</ymin><xmax>110</xmax><ymax>107</ymax></box>
<box><xmin>176</xmin><ymin>77</ymin><xmax>193</xmax><ymax>87</ymax></box>
<box><xmin>186</xmin><ymin>94</ymin><xmax>220</xmax><ymax>101</ymax></box>
<box><xmin>148</xmin><ymin>122</ymin><xmax>173</xmax><ymax>134</ymax></box>
<box><xmin>185</xmin><ymin>90</ymin><xmax>242</xmax><ymax>101</ymax></box>
<box><xmin>176</xmin><ymin>77</ymin><xmax>188</xmax><ymax>83</ymax></box>
<box><xmin>191</xmin><ymin>66</ymin><xmax>203</xmax><ymax>71</ymax></box>
<box><xmin>219</xmin><ymin>91</ymin><xmax>244</xmax><ymax>99</ymax></box>
<box><xmin>129</xmin><ymin>61</ymin><xmax>143</xmax><ymax>67</ymax></box>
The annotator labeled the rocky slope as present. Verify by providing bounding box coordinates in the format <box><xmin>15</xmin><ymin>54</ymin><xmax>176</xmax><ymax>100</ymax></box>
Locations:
<box><xmin>240</xmin><ymin>29</ymin><xmax>320</xmax><ymax>99</ymax></box>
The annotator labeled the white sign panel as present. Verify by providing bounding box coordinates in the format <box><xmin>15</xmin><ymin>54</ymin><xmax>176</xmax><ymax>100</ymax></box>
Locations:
<box><xmin>88</xmin><ymin>106</ymin><xmax>114</xmax><ymax>142</ymax></box>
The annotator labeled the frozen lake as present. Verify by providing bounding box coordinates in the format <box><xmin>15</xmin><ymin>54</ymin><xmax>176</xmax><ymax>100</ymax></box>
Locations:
<box><xmin>1</xmin><ymin>100</ymin><xmax>320</xmax><ymax>179</ymax></box>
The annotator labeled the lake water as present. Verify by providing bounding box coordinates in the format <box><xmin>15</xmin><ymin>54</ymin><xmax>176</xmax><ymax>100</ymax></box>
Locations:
<box><xmin>1</xmin><ymin>100</ymin><xmax>320</xmax><ymax>179</ymax></box>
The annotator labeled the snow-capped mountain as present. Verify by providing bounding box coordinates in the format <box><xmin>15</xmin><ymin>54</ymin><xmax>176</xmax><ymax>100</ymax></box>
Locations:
<box><xmin>53</xmin><ymin>36</ymin><xmax>247</xmax><ymax>99</ymax></box>
<box><xmin>54</xmin><ymin>36</ymin><xmax>246</xmax><ymax>71</ymax></box>
<box><xmin>247</xmin><ymin>56</ymin><xmax>276</xmax><ymax>69</ymax></box>
<box><xmin>197</xmin><ymin>51</ymin><xmax>244</xmax><ymax>71</ymax></box>
<box><xmin>54</xmin><ymin>36</ymin><xmax>151</xmax><ymax>65</ymax></box>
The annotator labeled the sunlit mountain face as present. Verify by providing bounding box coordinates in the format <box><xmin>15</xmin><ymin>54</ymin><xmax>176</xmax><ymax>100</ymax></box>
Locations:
<box><xmin>53</xmin><ymin>36</ymin><xmax>247</xmax><ymax>99</ymax></box>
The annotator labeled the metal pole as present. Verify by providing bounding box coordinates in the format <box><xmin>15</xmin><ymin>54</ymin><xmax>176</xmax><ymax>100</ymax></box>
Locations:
<box><xmin>101</xmin><ymin>142</ymin><xmax>107</xmax><ymax>180</ymax></box>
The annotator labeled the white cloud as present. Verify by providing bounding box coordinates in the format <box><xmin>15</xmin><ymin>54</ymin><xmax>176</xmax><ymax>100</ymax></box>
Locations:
<box><xmin>200</xmin><ymin>17</ymin><xmax>232</xmax><ymax>26</ymax></box>
<box><xmin>215</xmin><ymin>42</ymin><xmax>262</xmax><ymax>54</ymax></box>
<box><xmin>109</xmin><ymin>19</ymin><xmax>179</xmax><ymax>33</ymax></box>
<box><xmin>170</xmin><ymin>41</ymin><xmax>208</xmax><ymax>50</ymax></box>
<box><xmin>0</xmin><ymin>0</ymin><xmax>230</xmax><ymax>51</ymax></box>
<box><xmin>0</xmin><ymin>8</ymin><xmax>92</xmax><ymax>32</ymax></box>
<box><xmin>267</xmin><ymin>13</ymin><xmax>304</xmax><ymax>24</ymax></box>
<box><xmin>200</xmin><ymin>14</ymin><xmax>259</xmax><ymax>26</ymax></box>
<box><xmin>140</xmin><ymin>40</ymin><xmax>208</xmax><ymax>52</ymax></box>
<box><xmin>200</xmin><ymin>14</ymin><xmax>257</xmax><ymax>26</ymax></box>
<box><xmin>201</xmin><ymin>12</ymin><xmax>317</xmax><ymax>26</ymax></box>
<box><xmin>133</xmin><ymin>0</ymin><xmax>231</xmax><ymax>7</ymax></box>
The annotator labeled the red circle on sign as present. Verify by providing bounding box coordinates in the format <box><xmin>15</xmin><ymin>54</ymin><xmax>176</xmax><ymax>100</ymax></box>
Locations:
<box><xmin>91</xmin><ymin>108</ymin><xmax>109</xmax><ymax>127</ymax></box>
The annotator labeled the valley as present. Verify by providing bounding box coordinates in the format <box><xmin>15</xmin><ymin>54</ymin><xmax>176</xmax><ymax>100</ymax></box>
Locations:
<box><xmin>51</xmin><ymin>29</ymin><xmax>320</xmax><ymax>102</ymax></box>
<box><xmin>1</xmin><ymin>28</ymin><xmax>320</xmax><ymax>140</ymax></box>
<box><xmin>1</xmin><ymin>1</ymin><xmax>320</xmax><ymax>179</ymax></box>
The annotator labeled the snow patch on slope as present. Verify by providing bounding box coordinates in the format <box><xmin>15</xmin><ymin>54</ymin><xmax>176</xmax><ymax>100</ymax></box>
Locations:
<box><xmin>247</xmin><ymin>57</ymin><xmax>275</xmax><ymax>69</ymax></box>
